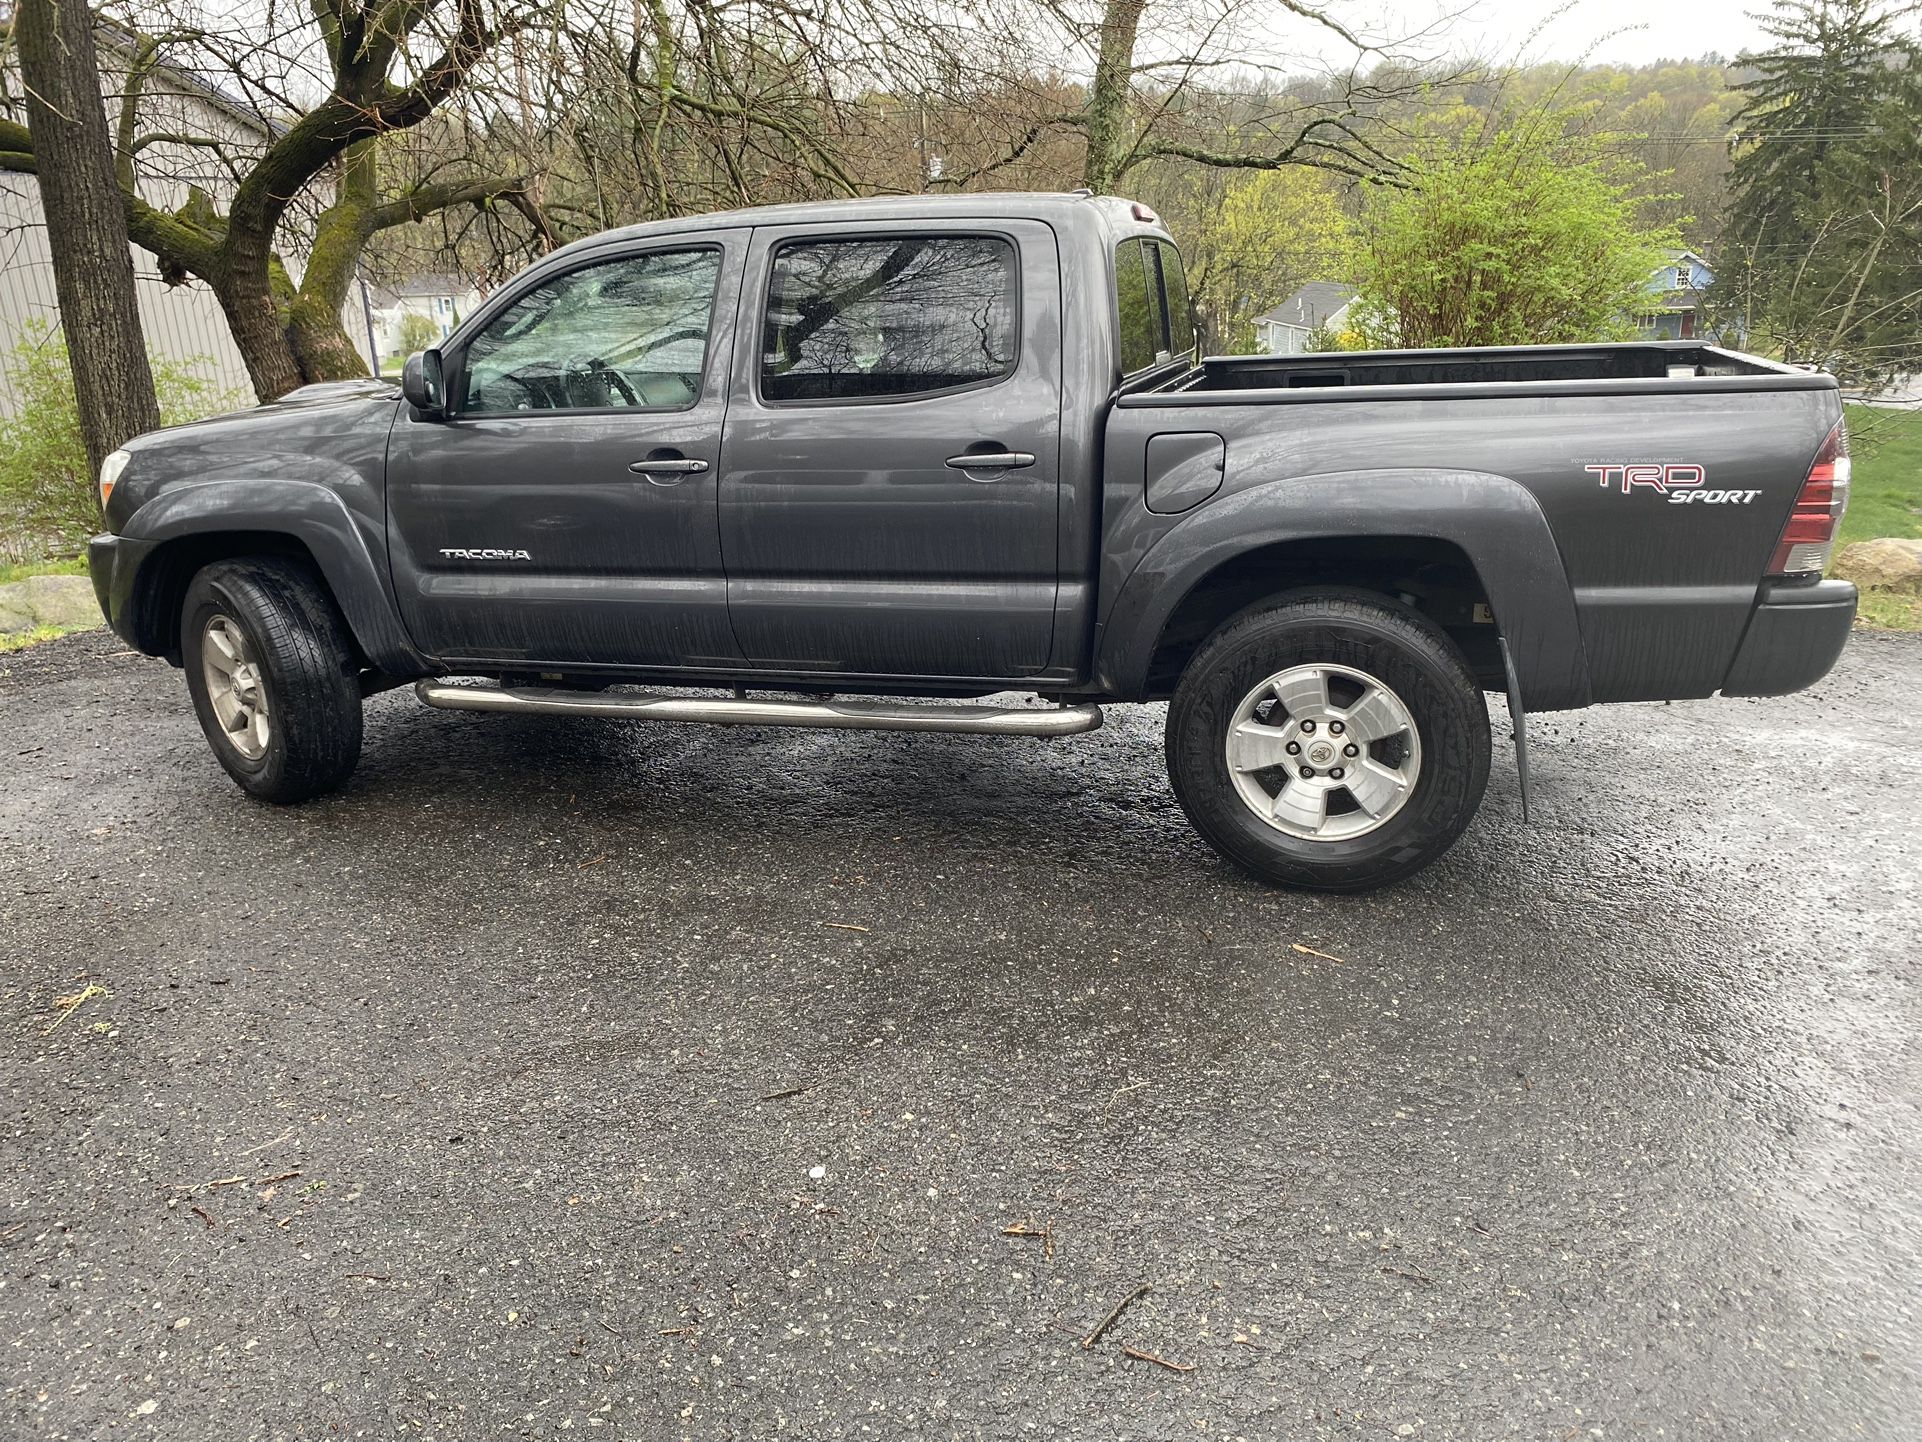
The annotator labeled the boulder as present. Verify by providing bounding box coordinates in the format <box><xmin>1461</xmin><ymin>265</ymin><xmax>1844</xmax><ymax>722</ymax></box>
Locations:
<box><xmin>1835</xmin><ymin>537</ymin><xmax>1922</xmax><ymax>595</ymax></box>
<box><xmin>0</xmin><ymin>573</ymin><xmax>103</xmax><ymax>634</ymax></box>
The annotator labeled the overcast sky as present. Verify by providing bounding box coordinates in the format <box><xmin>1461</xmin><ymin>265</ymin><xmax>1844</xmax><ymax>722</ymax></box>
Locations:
<box><xmin>1448</xmin><ymin>0</ymin><xmax>1777</xmax><ymax>64</ymax></box>
<box><xmin>1266</xmin><ymin>0</ymin><xmax>1781</xmax><ymax>69</ymax></box>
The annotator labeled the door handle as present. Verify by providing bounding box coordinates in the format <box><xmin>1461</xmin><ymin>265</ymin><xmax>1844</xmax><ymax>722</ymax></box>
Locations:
<box><xmin>628</xmin><ymin>457</ymin><xmax>709</xmax><ymax>475</ymax></box>
<box><xmin>628</xmin><ymin>456</ymin><xmax>710</xmax><ymax>482</ymax></box>
<box><xmin>944</xmin><ymin>450</ymin><xmax>1035</xmax><ymax>473</ymax></box>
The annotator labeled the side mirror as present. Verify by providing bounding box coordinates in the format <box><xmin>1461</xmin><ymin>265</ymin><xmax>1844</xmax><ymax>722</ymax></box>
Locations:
<box><xmin>401</xmin><ymin>348</ymin><xmax>446</xmax><ymax>419</ymax></box>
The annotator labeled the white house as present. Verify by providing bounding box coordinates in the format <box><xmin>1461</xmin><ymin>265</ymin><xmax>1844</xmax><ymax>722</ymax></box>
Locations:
<box><xmin>351</xmin><ymin>272</ymin><xmax>486</xmax><ymax>374</ymax></box>
<box><xmin>1251</xmin><ymin>283</ymin><xmax>1357</xmax><ymax>355</ymax></box>
<box><xmin>0</xmin><ymin>24</ymin><xmax>298</xmax><ymax>412</ymax></box>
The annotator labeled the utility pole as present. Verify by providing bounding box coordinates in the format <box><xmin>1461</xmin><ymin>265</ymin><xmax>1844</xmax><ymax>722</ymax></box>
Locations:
<box><xmin>358</xmin><ymin>274</ymin><xmax>380</xmax><ymax>374</ymax></box>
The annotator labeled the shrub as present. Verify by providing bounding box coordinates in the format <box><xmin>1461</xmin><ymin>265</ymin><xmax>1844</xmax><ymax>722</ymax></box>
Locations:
<box><xmin>1351</xmin><ymin>122</ymin><xmax>1682</xmax><ymax>350</ymax></box>
<box><xmin>394</xmin><ymin>310</ymin><xmax>443</xmax><ymax>359</ymax></box>
<box><xmin>0</xmin><ymin>323</ymin><xmax>244</xmax><ymax>563</ymax></box>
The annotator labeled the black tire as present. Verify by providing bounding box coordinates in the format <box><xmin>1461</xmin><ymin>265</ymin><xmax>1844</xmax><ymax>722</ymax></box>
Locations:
<box><xmin>1165</xmin><ymin>591</ymin><xmax>1490</xmax><ymax>892</ymax></box>
<box><xmin>180</xmin><ymin>557</ymin><xmax>363</xmax><ymax>803</ymax></box>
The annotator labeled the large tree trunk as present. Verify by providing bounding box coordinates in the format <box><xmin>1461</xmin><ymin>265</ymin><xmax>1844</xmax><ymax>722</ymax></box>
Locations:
<box><xmin>210</xmin><ymin>277</ymin><xmax>306</xmax><ymax>402</ymax></box>
<box><xmin>287</xmin><ymin>143</ymin><xmax>378</xmax><ymax>385</ymax></box>
<box><xmin>15</xmin><ymin>0</ymin><xmax>160</xmax><ymax>478</ymax></box>
<box><xmin>1082</xmin><ymin>0</ymin><xmax>1148</xmax><ymax>194</ymax></box>
<box><xmin>288</xmin><ymin>294</ymin><xmax>373</xmax><ymax>383</ymax></box>
<box><xmin>218</xmin><ymin>142</ymin><xmax>393</xmax><ymax>397</ymax></box>
<box><xmin>212</xmin><ymin>232</ymin><xmax>308</xmax><ymax>402</ymax></box>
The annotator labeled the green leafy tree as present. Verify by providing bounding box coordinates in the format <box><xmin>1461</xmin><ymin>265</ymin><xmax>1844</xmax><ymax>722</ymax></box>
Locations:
<box><xmin>1349</xmin><ymin>121</ymin><xmax>1680</xmax><ymax>348</ymax></box>
<box><xmin>1720</xmin><ymin>0</ymin><xmax>1922</xmax><ymax>387</ymax></box>
<box><xmin>395</xmin><ymin>311</ymin><xmax>444</xmax><ymax>359</ymax></box>
<box><xmin>1166</xmin><ymin>167</ymin><xmax>1354</xmax><ymax>352</ymax></box>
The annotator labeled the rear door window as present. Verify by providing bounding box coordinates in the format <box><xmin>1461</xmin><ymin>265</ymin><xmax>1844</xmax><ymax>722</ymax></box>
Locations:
<box><xmin>760</xmin><ymin>236</ymin><xmax>1018</xmax><ymax>402</ymax></box>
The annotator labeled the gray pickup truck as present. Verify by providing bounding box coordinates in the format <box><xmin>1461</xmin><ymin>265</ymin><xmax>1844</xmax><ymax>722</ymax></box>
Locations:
<box><xmin>88</xmin><ymin>192</ymin><xmax>1857</xmax><ymax>890</ymax></box>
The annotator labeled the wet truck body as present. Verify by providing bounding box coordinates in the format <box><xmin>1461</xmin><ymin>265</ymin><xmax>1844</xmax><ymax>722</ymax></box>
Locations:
<box><xmin>88</xmin><ymin>192</ymin><xmax>1855</xmax><ymax>889</ymax></box>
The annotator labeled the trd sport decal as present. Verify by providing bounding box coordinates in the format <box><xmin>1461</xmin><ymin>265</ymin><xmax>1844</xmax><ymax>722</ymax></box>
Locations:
<box><xmin>1584</xmin><ymin>462</ymin><xmax>1761</xmax><ymax>505</ymax></box>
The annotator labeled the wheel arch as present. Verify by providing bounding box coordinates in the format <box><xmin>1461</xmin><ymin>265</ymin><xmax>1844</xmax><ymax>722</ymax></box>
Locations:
<box><xmin>118</xmin><ymin>480</ymin><xmax>427</xmax><ymax>673</ymax></box>
<box><xmin>1141</xmin><ymin>537</ymin><xmax>1497</xmax><ymax>700</ymax></box>
<box><xmin>1094</xmin><ymin>468</ymin><xmax>1593</xmax><ymax>709</ymax></box>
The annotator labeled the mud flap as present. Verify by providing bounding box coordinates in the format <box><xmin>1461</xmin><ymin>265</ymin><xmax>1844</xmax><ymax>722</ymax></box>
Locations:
<box><xmin>1498</xmin><ymin>634</ymin><xmax>1531</xmax><ymax>823</ymax></box>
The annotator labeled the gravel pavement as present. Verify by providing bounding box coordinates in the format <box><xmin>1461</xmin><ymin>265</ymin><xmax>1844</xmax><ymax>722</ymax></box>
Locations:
<box><xmin>3</xmin><ymin>629</ymin><xmax>1919</xmax><ymax>1440</ymax></box>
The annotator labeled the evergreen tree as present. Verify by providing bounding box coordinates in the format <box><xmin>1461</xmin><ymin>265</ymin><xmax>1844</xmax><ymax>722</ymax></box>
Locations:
<box><xmin>1722</xmin><ymin>0</ymin><xmax>1922</xmax><ymax>385</ymax></box>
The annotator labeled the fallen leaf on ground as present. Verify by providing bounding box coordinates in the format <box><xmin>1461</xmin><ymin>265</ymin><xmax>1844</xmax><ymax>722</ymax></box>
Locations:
<box><xmin>1290</xmin><ymin>943</ymin><xmax>1347</xmax><ymax>964</ymax></box>
<box><xmin>42</xmin><ymin>984</ymin><xmax>108</xmax><ymax>1035</ymax></box>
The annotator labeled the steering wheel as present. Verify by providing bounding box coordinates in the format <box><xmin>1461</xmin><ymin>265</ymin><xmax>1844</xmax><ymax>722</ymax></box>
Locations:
<box><xmin>491</xmin><ymin>360</ymin><xmax>644</xmax><ymax>411</ymax></box>
<box><xmin>501</xmin><ymin>371</ymin><xmax>557</xmax><ymax>410</ymax></box>
<box><xmin>578</xmin><ymin>358</ymin><xmax>641</xmax><ymax>408</ymax></box>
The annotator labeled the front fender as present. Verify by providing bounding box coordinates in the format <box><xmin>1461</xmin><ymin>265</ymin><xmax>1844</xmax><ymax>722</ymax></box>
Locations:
<box><xmin>1094</xmin><ymin>467</ymin><xmax>1593</xmax><ymax>710</ymax></box>
<box><xmin>121</xmin><ymin>478</ymin><xmax>425</xmax><ymax>674</ymax></box>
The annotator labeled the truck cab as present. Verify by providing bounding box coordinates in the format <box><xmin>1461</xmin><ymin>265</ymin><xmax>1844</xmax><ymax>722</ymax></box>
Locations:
<box><xmin>383</xmin><ymin>197</ymin><xmax>1140</xmax><ymax>685</ymax></box>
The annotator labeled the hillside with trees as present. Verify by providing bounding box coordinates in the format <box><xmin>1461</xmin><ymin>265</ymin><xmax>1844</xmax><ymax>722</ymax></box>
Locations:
<box><xmin>0</xmin><ymin>0</ymin><xmax>1914</xmax><ymax>444</ymax></box>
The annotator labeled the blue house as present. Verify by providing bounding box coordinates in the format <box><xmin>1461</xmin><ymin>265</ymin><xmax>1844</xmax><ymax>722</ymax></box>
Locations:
<box><xmin>1637</xmin><ymin>250</ymin><xmax>1716</xmax><ymax>340</ymax></box>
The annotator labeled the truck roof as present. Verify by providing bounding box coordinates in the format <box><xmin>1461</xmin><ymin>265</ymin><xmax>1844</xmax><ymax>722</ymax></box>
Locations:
<box><xmin>547</xmin><ymin>191</ymin><xmax>1156</xmax><ymax>261</ymax></box>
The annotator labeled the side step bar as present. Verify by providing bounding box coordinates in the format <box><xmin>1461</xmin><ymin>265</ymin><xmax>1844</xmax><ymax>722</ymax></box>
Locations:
<box><xmin>415</xmin><ymin>681</ymin><xmax>1104</xmax><ymax>737</ymax></box>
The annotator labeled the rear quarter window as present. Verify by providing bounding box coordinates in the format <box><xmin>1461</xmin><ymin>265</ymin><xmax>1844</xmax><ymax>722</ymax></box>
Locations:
<box><xmin>1116</xmin><ymin>236</ymin><xmax>1195</xmax><ymax>374</ymax></box>
<box><xmin>1115</xmin><ymin>239</ymin><xmax>1163</xmax><ymax>374</ymax></box>
<box><xmin>1155</xmin><ymin>241</ymin><xmax>1197</xmax><ymax>357</ymax></box>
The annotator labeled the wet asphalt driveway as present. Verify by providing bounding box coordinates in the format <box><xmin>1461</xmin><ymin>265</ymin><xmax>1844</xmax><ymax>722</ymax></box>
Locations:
<box><xmin>3</xmin><ymin>629</ymin><xmax>1919</xmax><ymax>1441</ymax></box>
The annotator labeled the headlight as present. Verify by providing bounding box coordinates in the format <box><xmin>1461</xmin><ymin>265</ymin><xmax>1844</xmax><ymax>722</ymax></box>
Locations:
<box><xmin>97</xmin><ymin>448</ymin><xmax>131</xmax><ymax>509</ymax></box>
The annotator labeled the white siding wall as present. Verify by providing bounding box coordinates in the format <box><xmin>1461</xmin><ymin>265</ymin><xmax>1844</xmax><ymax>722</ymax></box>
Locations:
<box><xmin>0</xmin><ymin>51</ymin><xmax>337</xmax><ymax>413</ymax></box>
<box><xmin>1256</xmin><ymin>320</ymin><xmax>1310</xmax><ymax>356</ymax></box>
<box><xmin>0</xmin><ymin>176</ymin><xmax>256</xmax><ymax>412</ymax></box>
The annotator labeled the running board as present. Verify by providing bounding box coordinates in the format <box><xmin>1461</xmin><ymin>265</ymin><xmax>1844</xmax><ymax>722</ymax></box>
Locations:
<box><xmin>415</xmin><ymin>681</ymin><xmax>1104</xmax><ymax>737</ymax></box>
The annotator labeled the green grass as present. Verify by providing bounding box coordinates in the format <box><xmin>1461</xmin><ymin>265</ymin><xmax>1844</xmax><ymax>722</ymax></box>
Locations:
<box><xmin>0</xmin><ymin>555</ymin><xmax>86</xmax><ymax>585</ymax></box>
<box><xmin>1841</xmin><ymin>404</ymin><xmax>1922</xmax><ymax>546</ymax></box>
<box><xmin>1856</xmin><ymin>589</ymin><xmax>1922</xmax><ymax>631</ymax></box>
<box><xmin>1836</xmin><ymin>405</ymin><xmax>1922</xmax><ymax>630</ymax></box>
<box><xmin>0</xmin><ymin>621</ymin><xmax>88</xmax><ymax>652</ymax></box>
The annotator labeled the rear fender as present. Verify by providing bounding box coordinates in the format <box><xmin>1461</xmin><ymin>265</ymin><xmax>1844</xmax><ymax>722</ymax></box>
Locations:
<box><xmin>1095</xmin><ymin>467</ymin><xmax>1593</xmax><ymax>710</ymax></box>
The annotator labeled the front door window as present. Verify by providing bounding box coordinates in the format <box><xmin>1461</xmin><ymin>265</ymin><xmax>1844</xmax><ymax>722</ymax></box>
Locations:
<box><xmin>459</xmin><ymin>249</ymin><xmax>722</xmax><ymax>414</ymax></box>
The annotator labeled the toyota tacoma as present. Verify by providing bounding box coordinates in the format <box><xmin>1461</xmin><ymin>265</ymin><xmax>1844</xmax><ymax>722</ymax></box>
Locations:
<box><xmin>88</xmin><ymin>192</ymin><xmax>1857</xmax><ymax>890</ymax></box>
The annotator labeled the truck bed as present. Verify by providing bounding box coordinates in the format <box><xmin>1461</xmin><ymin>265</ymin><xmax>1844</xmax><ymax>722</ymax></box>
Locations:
<box><xmin>1168</xmin><ymin>341</ymin><xmax>1815</xmax><ymax>397</ymax></box>
<box><xmin>1104</xmin><ymin>340</ymin><xmax>1843</xmax><ymax>711</ymax></box>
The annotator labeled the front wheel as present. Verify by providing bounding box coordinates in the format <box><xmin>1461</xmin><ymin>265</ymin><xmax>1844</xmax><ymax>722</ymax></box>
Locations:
<box><xmin>1166</xmin><ymin>592</ymin><xmax>1491</xmax><ymax>892</ymax></box>
<box><xmin>181</xmin><ymin>558</ymin><xmax>364</xmax><ymax>803</ymax></box>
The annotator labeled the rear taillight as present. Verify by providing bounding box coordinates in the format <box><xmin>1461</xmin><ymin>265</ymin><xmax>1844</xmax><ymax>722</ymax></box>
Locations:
<box><xmin>1770</xmin><ymin>420</ymin><xmax>1851</xmax><ymax>577</ymax></box>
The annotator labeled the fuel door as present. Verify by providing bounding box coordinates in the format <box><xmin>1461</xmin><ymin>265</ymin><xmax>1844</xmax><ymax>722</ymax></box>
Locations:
<box><xmin>1144</xmin><ymin>432</ymin><xmax>1225</xmax><ymax>515</ymax></box>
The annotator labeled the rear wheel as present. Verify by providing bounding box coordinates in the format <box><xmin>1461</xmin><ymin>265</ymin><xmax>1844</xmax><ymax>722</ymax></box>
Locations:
<box><xmin>181</xmin><ymin>558</ymin><xmax>363</xmax><ymax>803</ymax></box>
<box><xmin>1166</xmin><ymin>592</ymin><xmax>1490</xmax><ymax>891</ymax></box>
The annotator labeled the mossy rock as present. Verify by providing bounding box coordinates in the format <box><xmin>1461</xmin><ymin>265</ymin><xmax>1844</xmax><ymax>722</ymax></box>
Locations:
<box><xmin>0</xmin><ymin>574</ymin><xmax>102</xmax><ymax>633</ymax></box>
<box><xmin>1835</xmin><ymin>538</ymin><xmax>1922</xmax><ymax>595</ymax></box>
